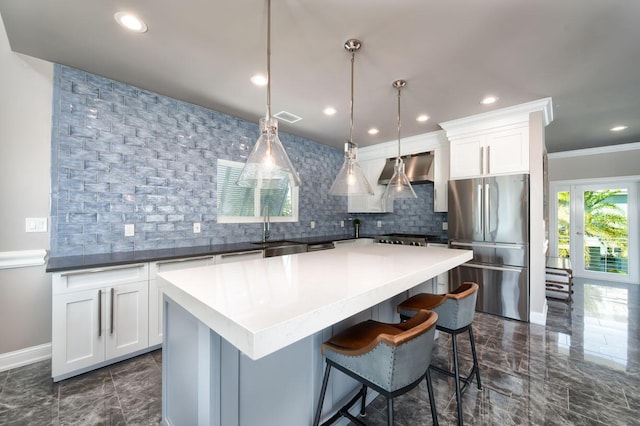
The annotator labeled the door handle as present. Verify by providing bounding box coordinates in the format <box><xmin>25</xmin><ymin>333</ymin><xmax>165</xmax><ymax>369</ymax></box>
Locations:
<box><xmin>486</xmin><ymin>145</ymin><xmax>491</xmax><ymax>174</ymax></box>
<box><xmin>480</xmin><ymin>146</ymin><xmax>484</xmax><ymax>174</ymax></box>
<box><xmin>110</xmin><ymin>288</ymin><xmax>115</xmax><ymax>335</ymax></box>
<box><xmin>98</xmin><ymin>290</ymin><xmax>102</xmax><ymax>337</ymax></box>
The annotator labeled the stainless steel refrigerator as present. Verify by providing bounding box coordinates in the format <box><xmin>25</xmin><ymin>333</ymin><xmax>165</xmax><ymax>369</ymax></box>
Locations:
<box><xmin>448</xmin><ymin>174</ymin><xmax>529</xmax><ymax>321</ymax></box>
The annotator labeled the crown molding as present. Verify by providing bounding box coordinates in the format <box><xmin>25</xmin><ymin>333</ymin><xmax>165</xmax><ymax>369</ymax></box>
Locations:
<box><xmin>439</xmin><ymin>97</ymin><xmax>553</xmax><ymax>139</ymax></box>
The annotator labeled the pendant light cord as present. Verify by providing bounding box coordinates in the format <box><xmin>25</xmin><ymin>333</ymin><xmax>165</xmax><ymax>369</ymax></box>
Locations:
<box><xmin>266</xmin><ymin>0</ymin><xmax>272</xmax><ymax>120</ymax></box>
<box><xmin>349</xmin><ymin>50</ymin><xmax>355</xmax><ymax>144</ymax></box>
<box><xmin>397</xmin><ymin>85</ymin><xmax>402</xmax><ymax>159</ymax></box>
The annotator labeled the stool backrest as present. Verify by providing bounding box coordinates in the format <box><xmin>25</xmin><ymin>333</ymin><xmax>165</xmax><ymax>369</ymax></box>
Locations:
<box><xmin>324</xmin><ymin>310</ymin><xmax>438</xmax><ymax>393</ymax></box>
<box><xmin>434</xmin><ymin>282</ymin><xmax>478</xmax><ymax>330</ymax></box>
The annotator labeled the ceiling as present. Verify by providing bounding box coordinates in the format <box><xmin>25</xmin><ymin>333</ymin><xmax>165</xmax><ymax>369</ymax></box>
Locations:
<box><xmin>2</xmin><ymin>0</ymin><xmax>639</xmax><ymax>153</ymax></box>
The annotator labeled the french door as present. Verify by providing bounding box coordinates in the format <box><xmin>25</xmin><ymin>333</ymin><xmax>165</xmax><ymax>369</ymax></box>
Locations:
<box><xmin>551</xmin><ymin>181</ymin><xmax>638</xmax><ymax>283</ymax></box>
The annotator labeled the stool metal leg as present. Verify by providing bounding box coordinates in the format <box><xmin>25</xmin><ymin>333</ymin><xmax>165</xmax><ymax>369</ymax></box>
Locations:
<box><xmin>360</xmin><ymin>386</ymin><xmax>368</xmax><ymax>416</ymax></box>
<box><xmin>468</xmin><ymin>327</ymin><xmax>482</xmax><ymax>390</ymax></box>
<box><xmin>451</xmin><ymin>334</ymin><xmax>464</xmax><ymax>426</ymax></box>
<box><xmin>386</xmin><ymin>397</ymin><xmax>394</xmax><ymax>426</ymax></box>
<box><xmin>425</xmin><ymin>370</ymin><xmax>439</xmax><ymax>426</ymax></box>
<box><xmin>313</xmin><ymin>363</ymin><xmax>332</xmax><ymax>426</ymax></box>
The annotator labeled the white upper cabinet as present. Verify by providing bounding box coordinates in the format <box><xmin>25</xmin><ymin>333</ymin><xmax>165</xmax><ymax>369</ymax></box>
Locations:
<box><xmin>441</xmin><ymin>98</ymin><xmax>553</xmax><ymax>181</ymax></box>
<box><xmin>448</xmin><ymin>125</ymin><xmax>529</xmax><ymax>179</ymax></box>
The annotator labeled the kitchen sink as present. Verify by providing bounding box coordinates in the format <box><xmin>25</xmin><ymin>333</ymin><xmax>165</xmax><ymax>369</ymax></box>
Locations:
<box><xmin>250</xmin><ymin>240</ymin><xmax>308</xmax><ymax>257</ymax></box>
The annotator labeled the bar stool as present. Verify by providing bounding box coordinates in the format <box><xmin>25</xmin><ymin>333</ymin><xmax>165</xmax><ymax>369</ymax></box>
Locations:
<box><xmin>396</xmin><ymin>282</ymin><xmax>481</xmax><ymax>426</ymax></box>
<box><xmin>313</xmin><ymin>310</ymin><xmax>439</xmax><ymax>426</ymax></box>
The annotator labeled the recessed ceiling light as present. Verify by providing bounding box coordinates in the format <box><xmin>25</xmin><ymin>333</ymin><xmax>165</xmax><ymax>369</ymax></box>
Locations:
<box><xmin>368</xmin><ymin>128</ymin><xmax>379</xmax><ymax>135</ymax></box>
<box><xmin>323</xmin><ymin>107</ymin><xmax>337</xmax><ymax>116</ymax></box>
<box><xmin>114</xmin><ymin>12</ymin><xmax>148</xmax><ymax>33</ymax></box>
<box><xmin>480</xmin><ymin>96</ymin><xmax>498</xmax><ymax>105</ymax></box>
<box><xmin>250</xmin><ymin>74</ymin><xmax>268</xmax><ymax>86</ymax></box>
<box><xmin>610</xmin><ymin>125</ymin><xmax>628</xmax><ymax>132</ymax></box>
<box><xmin>416</xmin><ymin>114</ymin><xmax>430</xmax><ymax>122</ymax></box>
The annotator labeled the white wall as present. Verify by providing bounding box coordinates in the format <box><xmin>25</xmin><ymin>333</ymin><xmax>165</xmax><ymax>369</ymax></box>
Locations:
<box><xmin>548</xmin><ymin>143</ymin><xmax>640</xmax><ymax>181</ymax></box>
<box><xmin>0</xmin><ymin>18</ymin><xmax>53</xmax><ymax>356</ymax></box>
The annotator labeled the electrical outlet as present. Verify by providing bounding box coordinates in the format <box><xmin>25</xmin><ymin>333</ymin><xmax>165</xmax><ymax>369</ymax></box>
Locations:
<box><xmin>124</xmin><ymin>224</ymin><xmax>135</xmax><ymax>237</ymax></box>
<box><xmin>340</xmin><ymin>220</ymin><xmax>344</xmax><ymax>228</ymax></box>
<box><xmin>310</xmin><ymin>220</ymin><xmax>316</xmax><ymax>229</ymax></box>
<box><xmin>377</xmin><ymin>220</ymin><xmax>382</xmax><ymax>228</ymax></box>
<box><xmin>193</xmin><ymin>222</ymin><xmax>201</xmax><ymax>233</ymax></box>
<box><xmin>442</xmin><ymin>222</ymin><xmax>448</xmax><ymax>230</ymax></box>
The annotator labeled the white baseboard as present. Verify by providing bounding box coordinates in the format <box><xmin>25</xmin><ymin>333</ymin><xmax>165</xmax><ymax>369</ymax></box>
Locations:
<box><xmin>529</xmin><ymin>301</ymin><xmax>548</xmax><ymax>325</ymax></box>
<box><xmin>0</xmin><ymin>343</ymin><xmax>51</xmax><ymax>372</ymax></box>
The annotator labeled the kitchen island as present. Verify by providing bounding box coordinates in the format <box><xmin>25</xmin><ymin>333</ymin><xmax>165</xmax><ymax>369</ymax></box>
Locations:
<box><xmin>158</xmin><ymin>244</ymin><xmax>472</xmax><ymax>426</ymax></box>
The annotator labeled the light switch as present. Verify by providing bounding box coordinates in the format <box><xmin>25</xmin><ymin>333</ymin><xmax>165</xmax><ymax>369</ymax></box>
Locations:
<box><xmin>193</xmin><ymin>222</ymin><xmax>201</xmax><ymax>233</ymax></box>
<box><xmin>25</xmin><ymin>217</ymin><xmax>47</xmax><ymax>233</ymax></box>
<box><xmin>377</xmin><ymin>220</ymin><xmax>382</xmax><ymax>228</ymax></box>
<box><xmin>442</xmin><ymin>222</ymin><xmax>448</xmax><ymax>230</ymax></box>
<box><xmin>340</xmin><ymin>220</ymin><xmax>344</xmax><ymax>228</ymax></box>
<box><xmin>310</xmin><ymin>221</ymin><xmax>316</xmax><ymax>229</ymax></box>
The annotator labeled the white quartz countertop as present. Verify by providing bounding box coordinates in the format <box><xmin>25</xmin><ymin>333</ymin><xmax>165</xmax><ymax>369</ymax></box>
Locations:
<box><xmin>158</xmin><ymin>244</ymin><xmax>472</xmax><ymax>360</ymax></box>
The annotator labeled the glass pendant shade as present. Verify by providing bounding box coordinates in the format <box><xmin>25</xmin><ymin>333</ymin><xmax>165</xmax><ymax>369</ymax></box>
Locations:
<box><xmin>236</xmin><ymin>117</ymin><xmax>301</xmax><ymax>189</ymax></box>
<box><xmin>382</xmin><ymin>158</ymin><xmax>417</xmax><ymax>201</ymax></box>
<box><xmin>329</xmin><ymin>143</ymin><xmax>373</xmax><ymax>195</ymax></box>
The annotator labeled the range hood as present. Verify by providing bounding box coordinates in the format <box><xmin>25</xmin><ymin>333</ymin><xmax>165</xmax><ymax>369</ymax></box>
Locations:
<box><xmin>378</xmin><ymin>152</ymin><xmax>434</xmax><ymax>185</ymax></box>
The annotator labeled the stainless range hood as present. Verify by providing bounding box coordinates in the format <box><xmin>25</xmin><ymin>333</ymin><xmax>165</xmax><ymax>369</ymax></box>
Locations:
<box><xmin>378</xmin><ymin>152</ymin><xmax>434</xmax><ymax>185</ymax></box>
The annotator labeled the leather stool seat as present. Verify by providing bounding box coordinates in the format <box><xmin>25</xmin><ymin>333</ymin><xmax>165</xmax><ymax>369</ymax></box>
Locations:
<box><xmin>313</xmin><ymin>310</ymin><xmax>439</xmax><ymax>426</ymax></box>
<box><xmin>397</xmin><ymin>282</ymin><xmax>482</xmax><ymax>426</ymax></box>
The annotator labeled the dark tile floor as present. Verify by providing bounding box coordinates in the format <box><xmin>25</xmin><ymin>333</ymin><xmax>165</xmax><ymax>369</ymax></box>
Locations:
<box><xmin>0</xmin><ymin>350</ymin><xmax>161</xmax><ymax>425</ymax></box>
<box><xmin>0</xmin><ymin>278</ymin><xmax>637</xmax><ymax>425</ymax></box>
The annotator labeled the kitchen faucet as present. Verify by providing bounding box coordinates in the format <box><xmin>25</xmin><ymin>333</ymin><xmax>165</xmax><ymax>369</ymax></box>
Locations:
<box><xmin>263</xmin><ymin>205</ymin><xmax>270</xmax><ymax>242</ymax></box>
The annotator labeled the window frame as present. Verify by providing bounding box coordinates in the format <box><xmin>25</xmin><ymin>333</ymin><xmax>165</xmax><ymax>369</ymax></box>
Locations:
<box><xmin>216</xmin><ymin>159</ymin><xmax>299</xmax><ymax>224</ymax></box>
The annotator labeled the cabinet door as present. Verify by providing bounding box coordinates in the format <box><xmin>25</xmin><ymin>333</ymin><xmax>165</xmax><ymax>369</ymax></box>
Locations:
<box><xmin>52</xmin><ymin>289</ymin><xmax>104</xmax><ymax>378</ymax></box>
<box><xmin>449</xmin><ymin>136</ymin><xmax>484</xmax><ymax>179</ymax></box>
<box><xmin>486</xmin><ymin>127</ymin><xmax>529</xmax><ymax>175</ymax></box>
<box><xmin>433</xmin><ymin>145</ymin><xmax>450</xmax><ymax>212</ymax></box>
<box><xmin>149</xmin><ymin>256</ymin><xmax>216</xmax><ymax>346</ymax></box>
<box><xmin>106</xmin><ymin>282</ymin><xmax>149</xmax><ymax>359</ymax></box>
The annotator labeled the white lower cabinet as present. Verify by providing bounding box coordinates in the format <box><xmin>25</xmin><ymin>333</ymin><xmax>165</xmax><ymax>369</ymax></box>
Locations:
<box><xmin>149</xmin><ymin>255</ymin><xmax>216</xmax><ymax>346</ymax></box>
<box><xmin>52</xmin><ymin>264</ymin><xmax>149</xmax><ymax>381</ymax></box>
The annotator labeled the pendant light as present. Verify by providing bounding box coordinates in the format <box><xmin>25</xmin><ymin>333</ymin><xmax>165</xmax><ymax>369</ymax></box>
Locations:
<box><xmin>382</xmin><ymin>80</ymin><xmax>417</xmax><ymax>202</ymax></box>
<box><xmin>328</xmin><ymin>39</ymin><xmax>374</xmax><ymax>196</ymax></box>
<box><xmin>236</xmin><ymin>0</ymin><xmax>301</xmax><ymax>189</ymax></box>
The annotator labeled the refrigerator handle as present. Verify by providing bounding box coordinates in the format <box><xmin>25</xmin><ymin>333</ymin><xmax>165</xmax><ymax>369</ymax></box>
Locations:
<box><xmin>485</xmin><ymin>183</ymin><xmax>490</xmax><ymax>237</ymax></box>
<box><xmin>476</xmin><ymin>183</ymin><xmax>483</xmax><ymax>235</ymax></box>
<box><xmin>486</xmin><ymin>145</ymin><xmax>490</xmax><ymax>174</ymax></box>
<box><xmin>463</xmin><ymin>263</ymin><xmax>524</xmax><ymax>273</ymax></box>
<box><xmin>480</xmin><ymin>146</ymin><xmax>484</xmax><ymax>174</ymax></box>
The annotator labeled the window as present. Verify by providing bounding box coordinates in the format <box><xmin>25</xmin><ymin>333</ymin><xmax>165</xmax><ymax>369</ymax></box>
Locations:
<box><xmin>216</xmin><ymin>159</ymin><xmax>298</xmax><ymax>223</ymax></box>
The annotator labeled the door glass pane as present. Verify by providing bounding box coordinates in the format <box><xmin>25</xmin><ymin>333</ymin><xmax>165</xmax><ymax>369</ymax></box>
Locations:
<box><xmin>582</xmin><ymin>189</ymin><xmax>628</xmax><ymax>275</ymax></box>
<box><xmin>557</xmin><ymin>191</ymin><xmax>570</xmax><ymax>258</ymax></box>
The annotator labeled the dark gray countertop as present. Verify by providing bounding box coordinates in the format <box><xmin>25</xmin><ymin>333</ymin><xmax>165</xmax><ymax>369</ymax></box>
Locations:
<box><xmin>46</xmin><ymin>235</ymin><xmax>375</xmax><ymax>272</ymax></box>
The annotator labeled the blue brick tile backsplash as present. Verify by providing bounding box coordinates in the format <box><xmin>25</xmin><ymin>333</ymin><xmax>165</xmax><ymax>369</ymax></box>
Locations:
<box><xmin>50</xmin><ymin>65</ymin><xmax>446</xmax><ymax>256</ymax></box>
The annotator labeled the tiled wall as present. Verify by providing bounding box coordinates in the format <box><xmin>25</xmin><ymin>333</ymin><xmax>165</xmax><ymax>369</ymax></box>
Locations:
<box><xmin>50</xmin><ymin>65</ymin><xmax>351</xmax><ymax>256</ymax></box>
<box><xmin>50</xmin><ymin>65</ymin><xmax>447</xmax><ymax>256</ymax></box>
<box><xmin>354</xmin><ymin>184</ymin><xmax>448</xmax><ymax>239</ymax></box>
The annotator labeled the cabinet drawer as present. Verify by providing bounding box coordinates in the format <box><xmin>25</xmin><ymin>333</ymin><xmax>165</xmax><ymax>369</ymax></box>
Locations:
<box><xmin>52</xmin><ymin>264</ymin><xmax>149</xmax><ymax>295</ymax></box>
